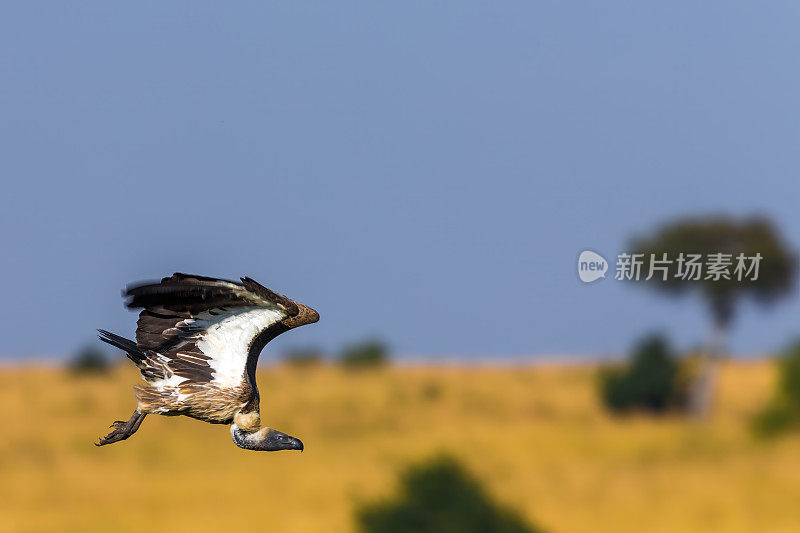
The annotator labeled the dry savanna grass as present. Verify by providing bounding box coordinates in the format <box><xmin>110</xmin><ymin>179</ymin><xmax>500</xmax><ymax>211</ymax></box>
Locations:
<box><xmin>1</xmin><ymin>360</ymin><xmax>799</xmax><ymax>533</ymax></box>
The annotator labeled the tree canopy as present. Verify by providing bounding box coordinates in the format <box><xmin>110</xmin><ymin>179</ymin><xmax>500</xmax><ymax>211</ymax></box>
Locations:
<box><xmin>630</xmin><ymin>215</ymin><xmax>796</xmax><ymax>328</ymax></box>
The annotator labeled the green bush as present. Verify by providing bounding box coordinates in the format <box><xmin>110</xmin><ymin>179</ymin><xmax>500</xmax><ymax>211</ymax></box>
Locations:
<box><xmin>68</xmin><ymin>346</ymin><xmax>111</xmax><ymax>375</ymax></box>
<box><xmin>600</xmin><ymin>334</ymin><xmax>685</xmax><ymax>414</ymax></box>
<box><xmin>777</xmin><ymin>340</ymin><xmax>800</xmax><ymax>404</ymax></box>
<box><xmin>340</xmin><ymin>338</ymin><xmax>389</xmax><ymax>369</ymax></box>
<box><xmin>752</xmin><ymin>340</ymin><xmax>800</xmax><ymax>437</ymax></box>
<box><xmin>357</xmin><ymin>455</ymin><xmax>540</xmax><ymax>533</ymax></box>
<box><xmin>282</xmin><ymin>346</ymin><xmax>324</xmax><ymax>368</ymax></box>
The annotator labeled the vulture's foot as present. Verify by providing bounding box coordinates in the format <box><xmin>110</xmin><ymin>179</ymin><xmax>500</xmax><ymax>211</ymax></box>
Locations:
<box><xmin>95</xmin><ymin>411</ymin><xmax>147</xmax><ymax>446</ymax></box>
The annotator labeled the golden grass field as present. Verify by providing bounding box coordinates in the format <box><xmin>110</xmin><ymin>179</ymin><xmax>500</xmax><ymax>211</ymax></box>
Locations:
<box><xmin>2</xmin><ymin>360</ymin><xmax>799</xmax><ymax>533</ymax></box>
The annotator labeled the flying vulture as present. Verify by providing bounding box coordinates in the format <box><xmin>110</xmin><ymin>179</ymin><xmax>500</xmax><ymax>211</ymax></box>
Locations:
<box><xmin>95</xmin><ymin>273</ymin><xmax>319</xmax><ymax>451</ymax></box>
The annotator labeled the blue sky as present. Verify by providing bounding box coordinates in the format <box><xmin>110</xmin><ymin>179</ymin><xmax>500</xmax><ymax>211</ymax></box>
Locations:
<box><xmin>1</xmin><ymin>2</ymin><xmax>799</xmax><ymax>359</ymax></box>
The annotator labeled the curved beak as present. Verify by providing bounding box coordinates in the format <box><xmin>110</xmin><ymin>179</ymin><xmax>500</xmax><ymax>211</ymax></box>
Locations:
<box><xmin>290</xmin><ymin>437</ymin><xmax>304</xmax><ymax>452</ymax></box>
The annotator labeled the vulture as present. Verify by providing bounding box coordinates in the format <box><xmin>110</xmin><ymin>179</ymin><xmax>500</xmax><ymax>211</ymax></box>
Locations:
<box><xmin>95</xmin><ymin>273</ymin><xmax>319</xmax><ymax>451</ymax></box>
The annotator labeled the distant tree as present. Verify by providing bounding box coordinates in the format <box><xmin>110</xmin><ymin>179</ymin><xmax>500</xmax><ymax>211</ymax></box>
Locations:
<box><xmin>630</xmin><ymin>215</ymin><xmax>797</xmax><ymax>417</ymax></box>
<box><xmin>753</xmin><ymin>339</ymin><xmax>800</xmax><ymax>437</ymax></box>
<box><xmin>282</xmin><ymin>346</ymin><xmax>324</xmax><ymax>368</ymax></box>
<box><xmin>600</xmin><ymin>334</ymin><xmax>686</xmax><ymax>414</ymax></box>
<box><xmin>357</xmin><ymin>455</ymin><xmax>540</xmax><ymax>533</ymax></box>
<box><xmin>340</xmin><ymin>338</ymin><xmax>389</xmax><ymax>369</ymax></box>
<box><xmin>68</xmin><ymin>345</ymin><xmax>111</xmax><ymax>375</ymax></box>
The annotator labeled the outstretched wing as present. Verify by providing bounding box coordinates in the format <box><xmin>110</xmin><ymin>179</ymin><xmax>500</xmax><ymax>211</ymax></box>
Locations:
<box><xmin>124</xmin><ymin>273</ymin><xmax>300</xmax><ymax>389</ymax></box>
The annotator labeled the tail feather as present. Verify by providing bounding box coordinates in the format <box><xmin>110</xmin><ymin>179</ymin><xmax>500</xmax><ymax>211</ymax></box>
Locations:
<box><xmin>98</xmin><ymin>330</ymin><xmax>166</xmax><ymax>382</ymax></box>
<box><xmin>97</xmin><ymin>329</ymin><xmax>146</xmax><ymax>365</ymax></box>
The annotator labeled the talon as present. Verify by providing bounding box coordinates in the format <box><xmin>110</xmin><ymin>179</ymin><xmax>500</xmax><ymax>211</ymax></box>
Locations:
<box><xmin>95</xmin><ymin>411</ymin><xmax>146</xmax><ymax>446</ymax></box>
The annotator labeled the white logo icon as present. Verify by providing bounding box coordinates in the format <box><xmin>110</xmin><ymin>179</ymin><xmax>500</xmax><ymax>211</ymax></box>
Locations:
<box><xmin>578</xmin><ymin>250</ymin><xmax>608</xmax><ymax>283</ymax></box>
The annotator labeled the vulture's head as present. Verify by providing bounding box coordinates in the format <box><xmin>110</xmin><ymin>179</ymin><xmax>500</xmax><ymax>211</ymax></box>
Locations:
<box><xmin>262</xmin><ymin>428</ymin><xmax>304</xmax><ymax>452</ymax></box>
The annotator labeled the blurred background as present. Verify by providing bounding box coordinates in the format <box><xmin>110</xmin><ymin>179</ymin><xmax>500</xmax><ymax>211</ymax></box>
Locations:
<box><xmin>2</xmin><ymin>2</ymin><xmax>800</xmax><ymax>532</ymax></box>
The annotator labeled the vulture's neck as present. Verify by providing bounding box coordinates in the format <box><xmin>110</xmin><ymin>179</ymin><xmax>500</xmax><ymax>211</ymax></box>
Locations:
<box><xmin>231</xmin><ymin>424</ymin><xmax>271</xmax><ymax>451</ymax></box>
